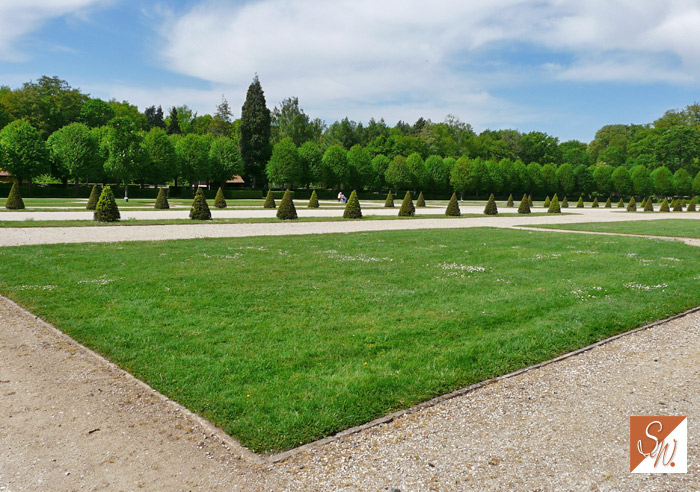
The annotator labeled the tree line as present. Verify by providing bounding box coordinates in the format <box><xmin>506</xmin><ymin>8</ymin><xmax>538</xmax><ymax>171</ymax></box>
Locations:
<box><xmin>2</xmin><ymin>75</ymin><xmax>700</xmax><ymax>197</ymax></box>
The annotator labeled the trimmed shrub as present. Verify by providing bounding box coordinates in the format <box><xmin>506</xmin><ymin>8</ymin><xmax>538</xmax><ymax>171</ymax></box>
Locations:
<box><xmin>506</xmin><ymin>193</ymin><xmax>514</xmax><ymax>207</ymax></box>
<box><xmin>561</xmin><ymin>196</ymin><xmax>569</xmax><ymax>208</ymax></box>
<box><xmin>86</xmin><ymin>185</ymin><xmax>100</xmax><ymax>210</ymax></box>
<box><xmin>617</xmin><ymin>198</ymin><xmax>625</xmax><ymax>208</ymax></box>
<box><xmin>484</xmin><ymin>193</ymin><xmax>498</xmax><ymax>215</ymax></box>
<box><xmin>644</xmin><ymin>197</ymin><xmax>654</xmax><ymax>212</ymax></box>
<box><xmin>343</xmin><ymin>190</ymin><xmax>362</xmax><ymax>219</ymax></box>
<box><xmin>543</xmin><ymin>195</ymin><xmax>550</xmax><ymax>208</ymax></box>
<box><xmin>576</xmin><ymin>196</ymin><xmax>584</xmax><ymax>208</ymax></box>
<box><xmin>398</xmin><ymin>191</ymin><xmax>415</xmax><ymax>217</ymax></box>
<box><xmin>659</xmin><ymin>198</ymin><xmax>670</xmax><ymax>212</ymax></box>
<box><xmin>604</xmin><ymin>197</ymin><xmax>611</xmax><ymax>208</ymax></box>
<box><xmin>384</xmin><ymin>190</ymin><xmax>394</xmax><ymax>207</ymax></box>
<box><xmin>5</xmin><ymin>182</ymin><xmax>25</xmax><ymax>210</ymax></box>
<box><xmin>308</xmin><ymin>190</ymin><xmax>319</xmax><ymax>208</ymax></box>
<box><xmin>189</xmin><ymin>188</ymin><xmax>212</xmax><ymax>220</ymax></box>
<box><xmin>548</xmin><ymin>194</ymin><xmax>561</xmax><ymax>213</ymax></box>
<box><xmin>264</xmin><ymin>190</ymin><xmax>276</xmax><ymax>208</ymax></box>
<box><xmin>214</xmin><ymin>187</ymin><xmax>227</xmax><ymax>208</ymax></box>
<box><xmin>416</xmin><ymin>191</ymin><xmax>426</xmax><ymax>207</ymax></box>
<box><xmin>681</xmin><ymin>199</ymin><xmax>687</xmax><ymax>207</ymax></box>
<box><xmin>591</xmin><ymin>197</ymin><xmax>599</xmax><ymax>208</ymax></box>
<box><xmin>626</xmin><ymin>196</ymin><xmax>636</xmax><ymax>212</ymax></box>
<box><xmin>277</xmin><ymin>189</ymin><xmax>298</xmax><ymax>220</ymax></box>
<box><xmin>445</xmin><ymin>192</ymin><xmax>461</xmax><ymax>216</ymax></box>
<box><xmin>673</xmin><ymin>199</ymin><xmax>682</xmax><ymax>212</ymax></box>
<box><xmin>687</xmin><ymin>197</ymin><xmax>697</xmax><ymax>212</ymax></box>
<box><xmin>94</xmin><ymin>186</ymin><xmax>120</xmax><ymax>222</ymax></box>
<box><xmin>154</xmin><ymin>187</ymin><xmax>170</xmax><ymax>209</ymax></box>
<box><xmin>518</xmin><ymin>193</ymin><xmax>531</xmax><ymax>214</ymax></box>
<box><xmin>528</xmin><ymin>195</ymin><xmax>533</xmax><ymax>208</ymax></box>
<box><xmin>640</xmin><ymin>197</ymin><xmax>647</xmax><ymax>209</ymax></box>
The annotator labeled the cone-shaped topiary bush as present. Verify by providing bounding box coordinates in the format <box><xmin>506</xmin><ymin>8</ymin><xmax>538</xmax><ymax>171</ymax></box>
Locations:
<box><xmin>659</xmin><ymin>198</ymin><xmax>670</xmax><ymax>212</ymax></box>
<box><xmin>591</xmin><ymin>197</ymin><xmax>599</xmax><ymax>208</ymax></box>
<box><xmin>626</xmin><ymin>196</ymin><xmax>636</xmax><ymax>212</ymax></box>
<box><xmin>617</xmin><ymin>198</ymin><xmax>625</xmax><ymax>208</ymax></box>
<box><xmin>445</xmin><ymin>192</ymin><xmax>461</xmax><ymax>216</ymax></box>
<box><xmin>264</xmin><ymin>190</ymin><xmax>276</xmax><ymax>208</ymax></box>
<box><xmin>416</xmin><ymin>191</ymin><xmax>426</xmax><ymax>207</ymax></box>
<box><xmin>86</xmin><ymin>185</ymin><xmax>100</xmax><ymax>210</ymax></box>
<box><xmin>343</xmin><ymin>190</ymin><xmax>362</xmax><ymax>219</ymax></box>
<box><xmin>276</xmin><ymin>189</ymin><xmax>297</xmax><ymax>220</ymax></box>
<box><xmin>308</xmin><ymin>190</ymin><xmax>319</xmax><ymax>208</ymax></box>
<box><xmin>669</xmin><ymin>198</ymin><xmax>677</xmax><ymax>209</ymax></box>
<box><xmin>604</xmin><ymin>197</ymin><xmax>611</xmax><ymax>208</ymax></box>
<box><xmin>94</xmin><ymin>186</ymin><xmax>120</xmax><ymax>222</ymax></box>
<box><xmin>384</xmin><ymin>190</ymin><xmax>394</xmax><ymax>207</ymax></box>
<box><xmin>687</xmin><ymin>197</ymin><xmax>697</xmax><ymax>212</ymax></box>
<box><xmin>576</xmin><ymin>196</ymin><xmax>584</xmax><ymax>208</ymax></box>
<box><xmin>189</xmin><ymin>188</ymin><xmax>212</xmax><ymax>220</ymax></box>
<box><xmin>640</xmin><ymin>197</ymin><xmax>647</xmax><ymax>208</ymax></box>
<box><xmin>398</xmin><ymin>190</ymin><xmax>415</xmax><ymax>217</ymax></box>
<box><xmin>5</xmin><ymin>181</ymin><xmax>25</xmax><ymax>210</ymax></box>
<box><xmin>561</xmin><ymin>196</ymin><xmax>569</xmax><ymax>208</ymax></box>
<box><xmin>528</xmin><ymin>195</ymin><xmax>533</xmax><ymax>207</ymax></box>
<box><xmin>644</xmin><ymin>197</ymin><xmax>654</xmax><ymax>212</ymax></box>
<box><xmin>518</xmin><ymin>193</ymin><xmax>531</xmax><ymax>214</ymax></box>
<box><xmin>214</xmin><ymin>187</ymin><xmax>227</xmax><ymax>208</ymax></box>
<box><xmin>484</xmin><ymin>193</ymin><xmax>498</xmax><ymax>215</ymax></box>
<box><xmin>154</xmin><ymin>187</ymin><xmax>170</xmax><ymax>209</ymax></box>
<box><xmin>543</xmin><ymin>195</ymin><xmax>550</xmax><ymax>208</ymax></box>
<box><xmin>681</xmin><ymin>198</ymin><xmax>687</xmax><ymax>207</ymax></box>
<box><xmin>548</xmin><ymin>194</ymin><xmax>561</xmax><ymax>213</ymax></box>
<box><xmin>506</xmin><ymin>193</ymin><xmax>514</xmax><ymax>207</ymax></box>
<box><xmin>673</xmin><ymin>199</ymin><xmax>682</xmax><ymax>212</ymax></box>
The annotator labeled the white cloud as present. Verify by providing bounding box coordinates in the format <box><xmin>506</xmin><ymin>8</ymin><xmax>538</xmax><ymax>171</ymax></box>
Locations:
<box><xmin>0</xmin><ymin>0</ymin><xmax>106</xmax><ymax>61</ymax></box>
<box><xmin>153</xmin><ymin>0</ymin><xmax>700</xmax><ymax>129</ymax></box>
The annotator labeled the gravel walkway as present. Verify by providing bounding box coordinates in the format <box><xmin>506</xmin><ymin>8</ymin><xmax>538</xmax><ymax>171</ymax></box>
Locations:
<box><xmin>2</xmin><ymin>208</ymin><xmax>700</xmax><ymax>247</ymax></box>
<box><xmin>1</xmin><ymin>297</ymin><xmax>697</xmax><ymax>491</ymax></box>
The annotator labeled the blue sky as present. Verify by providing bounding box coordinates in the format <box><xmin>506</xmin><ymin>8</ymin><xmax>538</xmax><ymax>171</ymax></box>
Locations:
<box><xmin>1</xmin><ymin>0</ymin><xmax>700</xmax><ymax>143</ymax></box>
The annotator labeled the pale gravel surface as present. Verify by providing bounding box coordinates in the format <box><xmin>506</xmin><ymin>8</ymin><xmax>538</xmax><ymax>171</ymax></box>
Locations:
<box><xmin>1</xmin><ymin>207</ymin><xmax>700</xmax><ymax>247</ymax></box>
<box><xmin>1</xmin><ymin>206</ymin><xmax>700</xmax><ymax>491</ymax></box>
<box><xmin>1</xmin><ymin>298</ymin><xmax>698</xmax><ymax>491</ymax></box>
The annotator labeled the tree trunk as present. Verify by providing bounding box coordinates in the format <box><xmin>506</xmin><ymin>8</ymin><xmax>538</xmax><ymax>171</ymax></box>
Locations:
<box><xmin>74</xmin><ymin>178</ymin><xmax>80</xmax><ymax>196</ymax></box>
<box><xmin>124</xmin><ymin>184</ymin><xmax>129</xmax><ymax>202</ymax></box>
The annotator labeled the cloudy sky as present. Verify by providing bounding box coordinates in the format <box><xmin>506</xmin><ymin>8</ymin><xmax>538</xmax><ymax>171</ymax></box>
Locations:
<box><xmin>1</xmin><ymin>0</ymin><xmax>700</xmax><ymax>142</ymax></box>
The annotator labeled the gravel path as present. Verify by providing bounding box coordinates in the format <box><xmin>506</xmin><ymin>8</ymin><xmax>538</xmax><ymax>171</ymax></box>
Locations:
<box><xmin>2</xmin><ymin>208</ymin><xmax>700</xmax><ymax>247</ymax></box>
<box><xmin>1</xmin><ymin>297</ymin><xmax>698</xmax><ymax>491</ymax></box>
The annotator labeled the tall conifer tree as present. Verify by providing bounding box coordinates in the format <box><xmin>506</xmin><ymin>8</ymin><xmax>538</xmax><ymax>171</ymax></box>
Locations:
<box><xmin>240</xmin><ymin>76</ymin><xmax>272</xmax><ymax>187</ymax></box>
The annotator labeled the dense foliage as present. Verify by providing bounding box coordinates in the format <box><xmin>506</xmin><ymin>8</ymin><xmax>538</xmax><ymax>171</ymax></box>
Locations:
<box><xmin>343</xmin><ymin>190</ymin><xmax>362</xmax><ymax>219</ymax></box>
<box><xmin>276</xmin><ymin>189</ymin><xmax>297</xmax><ymax>220</ymax></box>
<box><xmin>94</xmin><ymin>186</ymin><xmax>120</xmax><ymax>222</ymax></box>
<box><xmin>189</xmin><ymin>188</ymin><xmax>212</xmax><ymax>220</ymax></box>
<box><xmin>5</xmin><ymin>181</ymin><xmax>24</xmax><ymax>209</ymax></box>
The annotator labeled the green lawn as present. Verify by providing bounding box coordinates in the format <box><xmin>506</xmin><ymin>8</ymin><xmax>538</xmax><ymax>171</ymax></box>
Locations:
<box><xmin>1</xmin><ymin>228</ymin><xmax>698</xmax><ymax>453</ymax></box>
<box><xmin>529</xmin><ymin>219</ymin><xmax>700</xmax><ymax>239</ymax></box>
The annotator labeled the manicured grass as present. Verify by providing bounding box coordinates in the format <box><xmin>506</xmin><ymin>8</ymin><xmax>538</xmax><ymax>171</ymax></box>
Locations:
<box><xmin>1</xmin><ymin>228</ymin><xmax>699</xmax><ymax>453</ymax></box>
<box><xmin>529</xmin><ymin>219</ymin><xmax>700</xmax><ymax>239</ymax></box>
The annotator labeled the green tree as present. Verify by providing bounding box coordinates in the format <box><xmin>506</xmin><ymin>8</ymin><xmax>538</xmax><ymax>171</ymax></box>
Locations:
<box><xmin>47</xmin><ymin>122</ymin><xmax>100</xmax><ymax>186</ymax></box>
<box><xmin>240</xmin><ymin>76</ymin><xmax>272</xmax><ymax>186</ymax></box>
<box><xmin>520</xmin><ymin>131</ymin><xmax>561</xmax><ymax>165</ymax></box>
<box><xmin>299</xmin><ymin>141</ymin><xmax>323</xmax><ymax>186</ymax></box>
<box><xmin>470</xmin><ymin>158</ymin><xmax>489</xmax><ymax>196</ymax></box>
<box><xmin>371</xmin><ymin>154</ymin><xmax>390</xmax><ymax>190</ymax></box>
<box><xmin>555</xmin><ymin>163</ymin><xmax>575</xmax><ymax>195</ymax></box>
<box><xmin>425</xmin><ymin>155</ymin><xmax>450</xmax><ymax>192</ymax></box>
<box><xmin>630</xmin><ymin>165</ymin><xmax>652</xmax><ymax>197</ymax></box>
<box><xmin>142</xmin><ymin>127</ymin><xmax>177</xmax><ymax>184</ymax></box>
<box><xmin>450</xmin><ymin>156</ymin><xmax>471</xmax><ymax>199</ymax></box>
<box><xmin>79</xmin><ymin>98</ymin><xmax>115</xmax><ymax>128</ymax></box>
<box><xmin>271</xmin><ymin>97</ymin><xmax>323</xmax><ymax>145</ymax></box>
<box><xmin>0</xmin><ymin>119</ymin><xmax>49</xmax><ymax>187</ymax></box>
<box><xmin>209</xmin><ymin>136</ymin><xmax>243</xmax><ymax>186</ymax></box>
<box><xmin>673</xmin><ymin>168</ymin><xmax>693</xmax><ymax>196</ymax></box>
<box><xmin>347</xmin><ymin>144</ymin><xmax>374</xmax><ymax>191</ymax></box>
<box><xmin>385</xmin><ymin>155</ymin><xmax>412</xmax><ymax>191</ymax></box>
<box><xmin>611</xmin><ymin>166</ymin><xmax>632</xmax><ymax>196</ymax></box>
<box><xmin>693</xmin><ymin>171</ymin><xmax>700</xmax><ymax>196</ymax></box>
<box><xmin>208</xmin><ymin>96</ymin><xmax>233</xmax><ymax>137</ymax></box>
<box><xmin>651</xmin><ymin>166</ymin><xmax>673</xmax><ymax>196</ymax></box>
<box><xmin>267</xmin><ymin>137</ymin><xmax>303</xmax><ymax>188</ymax></box>
<box><xmin>592</xmin><ymin>165</ymin><xmax>614</xmax><ymax>195</ymax></box>
<box><xmin>321</xmin><ymin>145</ymin><xmax>349</xmax><ymax>188</ymax></box>
<box><xmin>104</xmin><ymin>117</ymin><xmax>149</xmax><ymax>197</ymax></box>
<box><xmin>144</xmin><ymin>105</ymin><xmax>166</xmax><ymax>130</ymax></box>
<box><xmin>573</xmin><ymin>164</ymin><xmax>594</xmax><ymax>195</ymax></box>
<box><xmin>541</xmin><ymin>164</ymin><xmax>557</xmax><ymax>195</ymax></box>
<box><xmin>175</xmin><ymin>134</ymin><xmax>211</xmax><ymax>185</ymax></box>
<box><xmin>166</xmin><ymin>106</ymin><xmax>181</xmax><ymax>135</ymax></box>
<box><xmin>526</xmin><ymin>162</ymin><xmax>544</xmax><ymax>194</ymax></box>
<box><xmin>406</xmin><ymin>152</ymin><xmax>427</xmax><ymax>191</ymax></box>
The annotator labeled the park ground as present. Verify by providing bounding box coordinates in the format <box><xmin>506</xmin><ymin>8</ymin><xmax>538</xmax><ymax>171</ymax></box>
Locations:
<box><xmin>1</xmin><ymin>198</ymin><xmax>699</xmax><ymax>490</ymax></box>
